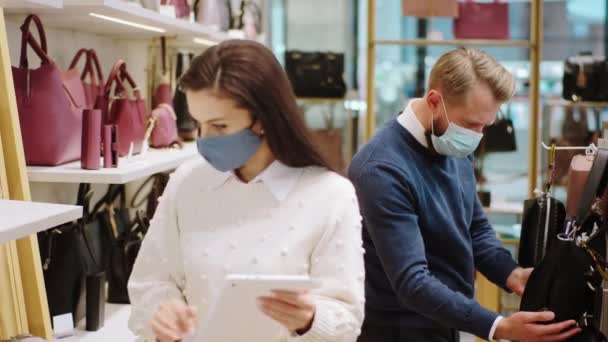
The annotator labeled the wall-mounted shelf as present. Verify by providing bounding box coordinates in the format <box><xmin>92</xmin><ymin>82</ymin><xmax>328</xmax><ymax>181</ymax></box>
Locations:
<box><xmin>374</xmin><ymin>39</ymin><xmax>532</xmax><ymax>48</ymax></box>
<box><xmin>4</xmin><ymin>0</ymin><xmax>229</xmax><ymax>42</ymax></box>
<box><xmin>27</xmin><ymin>144</ymin><xmax>198</xmax><ymax>185</ymax></box>
<box><xmin>0</xmin><ymin>0</ymin><xmax>63</xmax><ymax>9</ymax></box>
<box><xmin>0</xmin><ymin>200</ymin><xmax>82</xmax><ymax>244</ymax></box>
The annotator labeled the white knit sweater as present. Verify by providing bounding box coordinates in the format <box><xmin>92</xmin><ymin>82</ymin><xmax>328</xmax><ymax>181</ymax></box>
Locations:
<box><xmin>128</xmin><ymin>158</ymin><xmax>365</xmax><ymax>342</ymax></box>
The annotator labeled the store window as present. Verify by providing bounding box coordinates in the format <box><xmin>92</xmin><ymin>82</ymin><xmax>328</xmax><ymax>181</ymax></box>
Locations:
<box><xmin>360</xmin><ymin>0</ymin><xmax>607</xmax><ymax>203</ymax></box>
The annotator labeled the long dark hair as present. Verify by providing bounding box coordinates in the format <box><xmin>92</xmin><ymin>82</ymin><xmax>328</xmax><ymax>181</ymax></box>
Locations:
<box><xmin>179</xmin><ymin>39</ymin><xmax>334</xmax><ymax>171</ymax></box>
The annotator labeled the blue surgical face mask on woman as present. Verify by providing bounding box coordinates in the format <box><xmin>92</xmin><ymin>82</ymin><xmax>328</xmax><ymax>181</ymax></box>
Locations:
<box><xmin>430</xmin><ymin>95</ymin><xmax>483</xmax><ymax>158</ymax></box>
<box><xmin>196</xmin><ymin>122</ymin><xmax>263</xmax><ymax>172</ymax></box>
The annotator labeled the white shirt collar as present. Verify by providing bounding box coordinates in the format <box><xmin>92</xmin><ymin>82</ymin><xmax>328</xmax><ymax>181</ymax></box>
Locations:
<box><xmin>209</xmin><ymin>161</ymin><xmax>304</xmax><ymax>201</ymax></box>
<box><xmin>397</xmin><ymin>99</ymin><xmax>429</xmax><ymax>148</ymax></box>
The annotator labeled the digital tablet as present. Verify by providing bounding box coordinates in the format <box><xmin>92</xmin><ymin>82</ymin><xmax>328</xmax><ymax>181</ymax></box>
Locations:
<box><xmin>195</xmin><ymin>274</ymin><xmax>320</xmax><ymax>342</ymax></box>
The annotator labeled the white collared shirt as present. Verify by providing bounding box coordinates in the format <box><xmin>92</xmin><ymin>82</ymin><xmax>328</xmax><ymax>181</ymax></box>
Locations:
<box><xmin>209</xmin><ymin>161</ymin><xmax>304</xmax><ymax>202</ymax></box>
<box><xmin>397</xmin><ymin>99</ymin><xmax>429</xmax><ymax>148</ymax></box>
<box><xmin>128</xmin><ymin>158</ymin><xmax>365</xmax><ymax>342</ymax></box>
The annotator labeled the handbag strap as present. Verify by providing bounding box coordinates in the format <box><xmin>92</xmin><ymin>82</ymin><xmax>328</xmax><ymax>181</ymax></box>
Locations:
<box><xmin>74</xmin><ymin>49</ymin><xmax>104</xmax><ymax>86</ymax></box>
<box><xmin>161</xmin><ymin>37</ymin><xmax>167</xmax><ymax>75</ymax></box>
<box><xmin>576</xmin><ymin>148</ymin><xmax>608</xmax><ymax>221</ymax></box>
<box><xmin>69</xmin><ymin>48</ymin><xmax>88</xmax><ymax>70</ymax></box>
<box><xmin>105</xmin><ymin>60</ymin><xmax>141</xmax><ymax>99</ymax></box>
<box><xmin>19</xmin><ymin>14</ymin><xmax>49</xmax><ymax>68</ymax></box>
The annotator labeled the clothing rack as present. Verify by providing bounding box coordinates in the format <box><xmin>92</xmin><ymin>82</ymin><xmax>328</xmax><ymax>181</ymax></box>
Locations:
<box><xmin>541</xmin><ymin>142</ymin><xmax>598</xmax><ymax>154</ymax></box>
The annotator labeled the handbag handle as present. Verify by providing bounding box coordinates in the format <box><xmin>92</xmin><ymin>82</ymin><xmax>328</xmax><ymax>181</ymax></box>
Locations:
<box><xmin>105</xmin><ymin>60</ymin><xmax>141</xmax><ymax>99</ymax></box>
<box><xmin>19</xmin><ymin>14</ymin><xmax>49</xmax><ymax>69</ymax></box>
<box><xmin>70</xmin><ymin>49</ymin><xmax>104</xmax><ymax>86</ymax></box>
<box><xmin>576</xmin><ymin>148</ymin><xmax>608</xmax><ymax>221</ymax></box>
<box><xmin>85</xmin><ymin>49</ymin><xmax>104</xmax><ymax>86</ymax></box>
<box><xmin>161</xmin><ymin>36</ymin><xmax>167</xmax><ymax>74</ymax></box>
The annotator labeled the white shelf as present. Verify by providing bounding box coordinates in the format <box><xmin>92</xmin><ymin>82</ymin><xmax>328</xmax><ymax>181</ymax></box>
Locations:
<box><xmin>0</xmin><ymin>200</ymin><xmax>82</xmax><ymax>244</ymax></box>
<box><xmin>5</xmin><ymin>0</ymin><xmax>230</xmax><ymax>41</ymax></box>
<box><xmin>60</xmin><ymin>304</ymin><xmax>136</xmax><ymax>341</ymax></box>
<box><xmin>1</xmin><ymin>0</ymin><xmax>63</xmax><ymax>9</ymax></box>
<box><xmin>483</xmin><ymin>200</ymin><xmax>524</xmax><ymax>216</ymax></box>
<box><xmin>28</xmin><ymin>144</ymin><xmax>198</xmax><ymax>185</ymax></box>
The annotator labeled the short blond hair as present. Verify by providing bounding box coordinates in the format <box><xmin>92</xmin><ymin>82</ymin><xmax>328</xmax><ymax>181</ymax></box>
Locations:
<box><xmin>428</xmin><ymin>48</ymin><xmax>515</xmax><ymax>104</ymax></box>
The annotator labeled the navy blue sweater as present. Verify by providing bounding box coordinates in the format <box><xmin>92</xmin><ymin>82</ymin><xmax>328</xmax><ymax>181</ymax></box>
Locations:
<box><xmin>348</xmin><ymin>119</ymin><xmax>518</xmax><ymax>339</ymax></box>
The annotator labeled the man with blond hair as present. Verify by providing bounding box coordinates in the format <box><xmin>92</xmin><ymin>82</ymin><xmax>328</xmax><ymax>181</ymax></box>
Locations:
<box><xmin>349</xmin><ymin>48</ymin><xmax>581</xmax><ymax>342</ymax></box>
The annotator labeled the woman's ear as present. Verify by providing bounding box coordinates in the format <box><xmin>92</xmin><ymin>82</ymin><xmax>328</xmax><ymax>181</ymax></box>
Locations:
<box><xmin>251</xmin><ymin>120</ymin><xmax>265</xmax><ymax>136</ymax></box>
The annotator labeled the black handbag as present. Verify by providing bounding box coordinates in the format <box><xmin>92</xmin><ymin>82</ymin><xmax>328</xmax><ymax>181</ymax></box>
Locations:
<box><xmin>482</xmin><ymin>108</ymin><xmax>517</xmax><ymax>152</ymax></box>
<box><xmin>38</xmin><ymin>183</ymin><xmax>109</xmax><ymax>322</ymax></box>
<box><xmin>518</xmin><ymin>196</ymin><xmax>566</xmax><ymax>268</ymax></box>
<box><xmin>285</xmin><ymin>50</ymin><xmax>347</xmax><ymax>98</ymax></box>
<box><xmin>95</xmin><ymin>185</ymin><xmax>148</xmax><ymax>304</ymax></box>
<box><xmin>563</xmin><ymin>52</ymin><xmax>605</xmax><ymax>102</ymax></box>
<box><xmin>520</xmin><ymin>147</ymin><xmax>608</xmax><ymax>341</ymax></box>
<box><xmin>174</xmin><ymin>52</ymin><xmax>199</xmax><ymax>141</ymax></box>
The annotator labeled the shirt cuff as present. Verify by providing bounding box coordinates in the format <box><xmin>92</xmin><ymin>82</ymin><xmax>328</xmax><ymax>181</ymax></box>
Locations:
<box><xmin>489</xmin><ymin>316</ymin><xmax>503</xmax><ymax>341</ymax></box>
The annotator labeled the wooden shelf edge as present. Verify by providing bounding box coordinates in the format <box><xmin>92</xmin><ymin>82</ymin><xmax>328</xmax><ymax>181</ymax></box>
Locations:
<box><xmin>374</xmin><ymin>39</ymin><xmax>532</xmax><ymax>48</ymax></box>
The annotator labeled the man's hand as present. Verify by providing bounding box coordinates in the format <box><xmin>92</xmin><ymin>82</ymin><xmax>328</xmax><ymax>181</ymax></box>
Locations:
<box><xmin>506</xmin><ymin>267</ymin><xmax>533</xmax><ymax>296</ymax></box>
<box><xmin>495</xmin><ymin>311</ymin><xmax>581</xmax><ymax>342</ymax></box>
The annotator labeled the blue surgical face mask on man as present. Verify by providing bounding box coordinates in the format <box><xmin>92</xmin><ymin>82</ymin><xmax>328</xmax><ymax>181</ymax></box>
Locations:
<box><xmin>430</xmin><ymin>95</ymin><xmax>483</xmax><ymax>158</ymax></box>
<box><xmin>196</xmin><ymin>123</ymin><xmax>262</xmax><ymax>172</ymax></box>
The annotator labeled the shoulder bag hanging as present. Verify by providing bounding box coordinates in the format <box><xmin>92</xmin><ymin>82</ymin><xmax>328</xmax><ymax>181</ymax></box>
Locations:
<box><xmin>12</xmin><ymin>14</ymin><xmax>85</xmax><ymax>166</ymax></box>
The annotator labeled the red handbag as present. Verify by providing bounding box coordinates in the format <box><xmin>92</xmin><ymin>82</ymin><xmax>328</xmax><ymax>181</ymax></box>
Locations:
<box><xmin>161</xmin><ymin>0</ymin><xmax>190</xmax><ymax>18</ymax></box>
<box><xmin>97</xmin><ymin>61</ymin><xmax>147</xmax><ymax>157</ymax></box>
<box><xmin>149</xmin><ymin>104</ymin><xmax>180</xmax><ymax>148</ymax></box>
<box><xmin>69</xmin><ymin>49</ymin><xmax>104</xmax><ymax>109</ymax></box>
<box><xmin>153</xmin><ymin>37</ymin><xmax>173</xmax><ymax>108</ymax></box>
<box><xmin>453</xmin><ymin>0</ymin><xmax>509</xmax><ymax>40</ymax></box>
<box><xmin>12</xmin><ymin>14</ymin><xmax>85</xmax><ymax>166</ymax></box>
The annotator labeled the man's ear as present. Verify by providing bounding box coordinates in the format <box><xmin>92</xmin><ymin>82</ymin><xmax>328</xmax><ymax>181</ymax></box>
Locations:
<box><xmin>426</xmin><ymin>90</ymin><xmax>442</xmax><ymax>118</ymax></box>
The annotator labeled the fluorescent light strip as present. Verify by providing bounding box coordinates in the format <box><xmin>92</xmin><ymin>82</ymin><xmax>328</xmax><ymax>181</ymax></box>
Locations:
<box><xmin>193</xmin><ymin>38</ymin><xmax>219</xmax><ymax>46</ymax></box>
<box><xmin>89</xmin><ymin>13</ymin><xmax>166</xmax><ymax>33</ymax></box>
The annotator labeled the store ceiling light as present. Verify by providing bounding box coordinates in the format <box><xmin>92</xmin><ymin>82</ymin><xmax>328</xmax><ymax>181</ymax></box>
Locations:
<box><xmin>89</xmin><ymin>13</ymin><xmax>166</xmax><ymax>33</ymax></box>
<box><xmin>193</xmin><ymin>38</ymin><xmax>218</xmax><ymax>46</ymax></box>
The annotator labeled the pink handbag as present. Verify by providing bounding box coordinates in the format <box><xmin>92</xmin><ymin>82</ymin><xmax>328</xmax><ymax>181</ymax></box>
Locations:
<box><xmin>97</xmin><ymin>60</ymin><xmax>147</xmax><ymax>157</ymax></box>
<box><xmin>161</xmin><ymin>0</ymin><xmax>190</xmax><ymax>18</ymax></box>
<box><xmin>149</xmin><ymin>104</ymin><xmax>180</xmax><ymax>148</ymax></box>
<box><xmin>402</xmin><ymin>0</ymin><xmax>458</xmax><ymax>18</ymax></box>
<box><xmin>453</xmin><ymin>0</ymin><xmax>509</xmax><ymax>40</ymax></box>
<box><xmin>69</xmin><ymin>49</ymin><xmax>105</xmax><ymax>109</ymax></box>
<box><xmin>12</xmin><ymin>14</ymin><xmax>85</xmax><ymax>166</ymax></box>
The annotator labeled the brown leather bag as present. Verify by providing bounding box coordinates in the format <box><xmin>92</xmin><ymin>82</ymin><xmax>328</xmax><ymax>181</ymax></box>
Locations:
<box><xmin>69</xmin><ymin>49</ymin><xmax>104</xmax><ymax>110</ymax></box>
<box><xmin>402</xmin><ymin>0</ymin><xmax>458</xmax><ymax>18</ymax></box>
<box><xmin>12</xmin><ymin>14</ymin><xmax>85</xmax><ymax>166</ymax></box>
<box><xmin>566</xmin><ymin>155</ymin><xmax>594</xmax><ymax>218</ymax></box>
<box><xmin>309</xmin><ymin>128</ymin><xmax>345</xmax><ymax>174</ymax></box>
<box><xmin>96</xmin><ymin>60</ymin><xmax>147</xmax><ymax>157</ymax></box>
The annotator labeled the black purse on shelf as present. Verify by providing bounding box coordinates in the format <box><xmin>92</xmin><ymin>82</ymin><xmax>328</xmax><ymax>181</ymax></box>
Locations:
<box><xmin>562</xmin><ymin>52</ymin><xmax>606</xmax><ymax>102</ymax></box>
<box><xmin>37</xmin><ymin>183</ymin><xmax>109</xmax><ymax>322</ymax></box>
<box><xmin>285</xmin><ymin>50</ymin><xmax>347</xmax><ymax>98</ymax></box>
<box><xmin>482</xmin><ymin>108</ymin><xmax>517</xmax><ymax>153</ymax></box>
<box><xmin>174</xmin><ymin>52</ymin><xmax>199</xmax><ymax>141</ymax></box>
<box><xmin>94</xmin><ymin>184</ymin><xmax>149</xmax><ymax>304</ymax></box>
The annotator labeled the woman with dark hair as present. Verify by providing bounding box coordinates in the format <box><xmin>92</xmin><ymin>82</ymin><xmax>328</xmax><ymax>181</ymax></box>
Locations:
<box><xmin>128</xmin><ymin>39</ymin><xmax>365</xmax><ymax>342</ymax></box>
